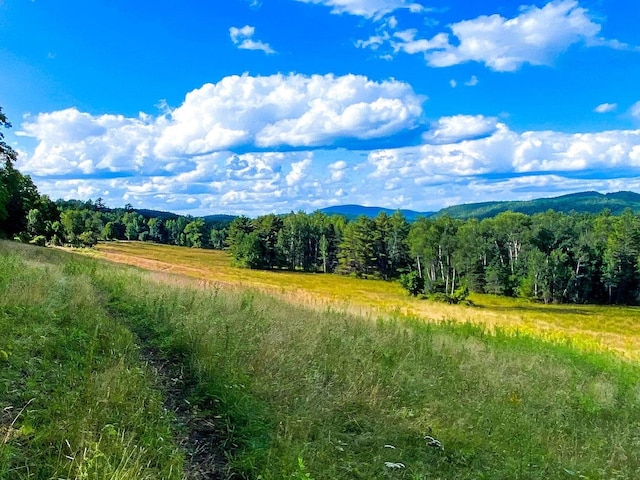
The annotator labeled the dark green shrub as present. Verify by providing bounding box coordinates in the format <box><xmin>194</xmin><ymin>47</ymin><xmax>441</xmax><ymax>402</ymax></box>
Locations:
<box><xmin>399</xmin><ymin>271</ymin><xmax>424</xmax><ymax>296</ymax></box>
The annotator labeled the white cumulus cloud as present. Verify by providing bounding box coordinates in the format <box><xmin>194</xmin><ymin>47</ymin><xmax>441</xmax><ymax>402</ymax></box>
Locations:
<box><xmin>369</xmin><ymin>124</ymin><xmax>640</xmax><ymax>181</ymax></box>
<box><xmin>18</xmin><ymin>120</ymin><xmax>640</xmax><ymax>216</ymax></box>
<box><xmin>18</xmin><ymin>108</ymin><xmax>163</xmax><ymax>177</ymax></box>
<box><xmin>594</xmin><ymin>103</ymin><xmax>617</xmax><ymax>113</ymax></box>
<box><xmin>423</xmin><ymin>115</ymin><xmax>499</xmax><ymax>145</ymax></box>
<box><xmin>294</xmin><ymin>0</ymin><xmax>423</xmax><ymax>19</ymax></box>
<box><xmin>328</xmin><ymin>159</ymin><xmax>348</xmax><ymax>181</ymax></box>
<box><xmin>286</xmin><ymin>158</ymin><xmax>312</xmax><ymax>186</ymax></box>
<box><xmin>18</xmin><ymin>74</ymin><xmax>424</xmax><ymax>180</ymax></box>
<box><xmin>229</xmin><ymin>25</ymin><xmax>276</xmax><ymax>54</ymax></box>
<box><xmin>365</xmin><ymin>0</ymin><xmax>628</xmax><ymax>72</ymax></box>
<box><xmin>428</xmin><ymin>0</ymin><xmax>604</xmax><ymax>71</ymax></box>
<box><xmin>155</xmin><ymin>73</ymin><xmax>424</xmax><ymax>156</ymax></box>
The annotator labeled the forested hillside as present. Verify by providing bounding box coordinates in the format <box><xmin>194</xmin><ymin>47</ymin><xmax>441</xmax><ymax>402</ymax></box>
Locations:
<box><xmin>319</xmin><ymin>191</ymin><xmax>640</xmax><ymax>220</ymax></box>
<box><xmin>435</xmin><ymin>191</ymin><xmax>640</xmax><ymax>219</ymax></box>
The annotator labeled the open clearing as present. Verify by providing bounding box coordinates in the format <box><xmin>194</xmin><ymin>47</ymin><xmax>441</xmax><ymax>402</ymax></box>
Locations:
<box><xmin>96</xmin><ymin>241</ymin><xmax>640</xmax><ymax>360</ymax></box>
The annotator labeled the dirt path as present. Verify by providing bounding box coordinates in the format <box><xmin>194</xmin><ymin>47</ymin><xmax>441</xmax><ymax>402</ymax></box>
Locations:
<box><xmin>141</xmin><ymin>350</ymin><xmax>234</xmax><ymax>480</ymax></box>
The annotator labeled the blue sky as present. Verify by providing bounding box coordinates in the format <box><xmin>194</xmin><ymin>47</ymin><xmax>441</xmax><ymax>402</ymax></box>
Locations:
<box><xmin>2</xmin><ymin>0</ymin><xmax>640</xmax><ymax>215</ymax></box>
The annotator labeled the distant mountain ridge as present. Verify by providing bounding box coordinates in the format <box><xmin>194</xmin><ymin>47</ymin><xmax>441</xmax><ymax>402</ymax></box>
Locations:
<box><xmin>320</xmin><ymin>191</ymin><xmax>640</xmax><ymax>221</ymax></box>
<box><xmin>434</xmin><ymin>191</ymin><xmax>640</xmax><ymax>219</ymax></box>
<box><xmin>122</xmin><ymin>191</ymin><xmax>640</xmax><ymax>222</ymax></box>
<box><xmin>319</xmin><ymin>204</ymin><xmax>434</xmax><ymax>221</ymax></box>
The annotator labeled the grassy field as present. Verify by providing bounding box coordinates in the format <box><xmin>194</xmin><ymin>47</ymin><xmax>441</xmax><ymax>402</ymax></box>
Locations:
<box><xmin>0</xmin><ymin>242</ymin><xmax>183</xmax><ymax>479</ymax></box>
<box><xmin>3</xmin><ymin>240</ymin><xmax>640</xmax><ymax>479</ymax></box>
<box><xmin>96</xmin><ymin>241</ymin><xmax>640</xmax><ymax>361</ymax></box>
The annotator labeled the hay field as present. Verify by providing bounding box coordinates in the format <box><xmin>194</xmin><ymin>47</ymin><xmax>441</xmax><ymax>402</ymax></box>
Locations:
<box><xmin>95</xmin><ymin>241</ymin><xmax>640</xmax><ymax>360</ymax></box>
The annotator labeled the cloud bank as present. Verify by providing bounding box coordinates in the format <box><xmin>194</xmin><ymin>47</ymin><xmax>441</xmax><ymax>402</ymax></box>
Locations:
<box><xmin>20</xmin><ymin>73</ymin><xmax>425</xmax><ymax>178</ymax></box>
<box><xmin>17</xmin><ymin>85</ymin><xmax>640</xmax><ymax>215</ymax></box>
<box><xmin>359</xmin><ymin>0</ymin><xmax>629</xmax><ymax>71</ymax></box>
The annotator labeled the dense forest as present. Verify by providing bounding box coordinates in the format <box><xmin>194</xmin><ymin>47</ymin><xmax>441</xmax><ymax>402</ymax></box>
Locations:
<box><xmin>3</xmin><ymin>106</ymin><xmax>640</xmax><ymax>305</ymax></box>
<box><xmin>226</xmin><ymin>208</ymin><xmax>640</xmax><ymax>305</ymax></box>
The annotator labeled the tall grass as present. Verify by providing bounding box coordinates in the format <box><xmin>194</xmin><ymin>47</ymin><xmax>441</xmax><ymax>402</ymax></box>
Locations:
<box><xmin>96</xmin><ymin>242</ymin><xmax>640</xmax><ymax>360</ymax></box>
<box><xmin>93</xmin><ymin>247</ymin><xmax>640</xmax><ymax>479</ymax></box>
<box><xmin>0</xmin><ymin>242</ymin><xmax>183</xmax><ymax>479</ymax></box>
<box><xmin>3</xmin><ymin>240</ymin><xmax>640</xmax><ymax>479</ymax></box>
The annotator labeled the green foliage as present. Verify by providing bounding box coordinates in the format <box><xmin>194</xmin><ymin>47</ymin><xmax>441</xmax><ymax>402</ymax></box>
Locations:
<box><xmin>46</xmin><ymin>197</ymin><xmax>230</xmax><ymax>249</ymax></box>
<box><xmin>146</xmin><ymin>216</ymin><xmax>165</xmax><ymax>242</ymax></box>
<box><xmin>28</xmin><ymin>234</ymin><xmax>46</xmax><ymax>247</ymax></box>
<box><xmin>0</xmin><ymin>161</ymin><xmax>43</xmax><ymax>237</ymax></box>
<box><xmin>0</xmin><ymin>108</ymin><xmax>55</xmax><ymax>239</ymax></box>
<box><xmin>338</xmin><ymin>215</ymin><xmax>378</xmax><ymax>276</ymax></box>
<box><xmin>398</xmin><ymin>270</ymin><xmax>424</xmax><ymax>296</ymax></box>
<box><xmin>227</xmin><ymin>216</ymin><xmax>260</xmax><ymax>267</ymax></box>
<box><xmin>428</xmin><ymin>285</ymin><xmax>470</xmax><ymax>304</ymax></box>
<box><xmin>183</xmin><ymin>218</ymin><xmax>205</xmax><ymax>247</ymax></box>
<box><xmin>101</xmin><ymin>221</ymin><xmax>118</xmax><ymax>240</ymax></box>
<box><xmin>209</xmin><ymin>226</ymin><xmax>227</xmax><ymax>249</ymax></box>
<box><xmin>233</xmin><ymin>231</ymin><xmax>262</xmax><ymax>268</ymax></box>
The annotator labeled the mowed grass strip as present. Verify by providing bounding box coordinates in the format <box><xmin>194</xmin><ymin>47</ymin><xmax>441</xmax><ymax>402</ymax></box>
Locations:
<box><xmin>96</xmin><ymin>241</ymin><xmax>640</xmax><ymax>360</ymax></box>
<box><xmin>88</xmin><ymin>243</ymin><xmax>640</xmax><ymax>478</ymax></box>
<box><xmin>0</xmin><ymin>242</ymin><xmax>183</xmax><ymax>479</ymax></box>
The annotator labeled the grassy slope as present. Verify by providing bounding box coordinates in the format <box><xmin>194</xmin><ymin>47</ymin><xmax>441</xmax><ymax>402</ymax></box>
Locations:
<box><xmin>96</xmin><ymin>242</ymin><xmax>640</xmax><ymax>361</ymax></box>
<box><xmin>3</xmin><ymin>241</ymin><xmax>640</xmax><ymax>479</ymax></box>
<box><xmin>0</xmin><ymin>242</ymin><xmax>183</xmax><ymax>479</ymax></box>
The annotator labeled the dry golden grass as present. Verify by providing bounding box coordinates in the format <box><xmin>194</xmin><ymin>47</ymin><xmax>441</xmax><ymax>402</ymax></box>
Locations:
<box><xmin>94</xmin><ymin>241</ymin><xmax>640</xmax><ymax>360</ymax></box>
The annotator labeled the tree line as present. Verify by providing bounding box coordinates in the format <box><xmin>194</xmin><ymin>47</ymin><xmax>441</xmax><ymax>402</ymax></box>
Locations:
<box><xmin>3</xmin><ymin>106</ymin><xmax>640</xmax><ymax>304</ymax></box>
<box><xmin>1</xmin><ymin>191</ymin><xmax>232</xmax><ymax>251</ymax></box>
<box><xmin>227</xmin><ymin>207</ymin><xmax>640</xmax><ymax>305</ymax></box>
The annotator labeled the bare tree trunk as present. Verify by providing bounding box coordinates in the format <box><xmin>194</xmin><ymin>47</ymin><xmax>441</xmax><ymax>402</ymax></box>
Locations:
<box><xmin>451</xmin><ymin>268</ymin><xmax>456</xmax><ymax>295</ymax></box>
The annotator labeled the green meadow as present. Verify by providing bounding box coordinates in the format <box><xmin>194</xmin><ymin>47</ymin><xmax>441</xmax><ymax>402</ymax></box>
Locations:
<box><xmin>2</xmin><ymin>240</ymin><xmax>640</xmax><ymax>479</ymax></box>
<box><xmin>97</xmin><ymin>241</ymin><xmax>640</xmax><ymax>361</ymax></box>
